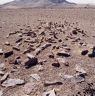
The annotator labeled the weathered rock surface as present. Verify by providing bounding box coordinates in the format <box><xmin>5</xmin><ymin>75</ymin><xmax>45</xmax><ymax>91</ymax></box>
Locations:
<box><xmin>2</xmin><ymin>78</ymin><xmax>25</xmax><ymax>87</ymax></box>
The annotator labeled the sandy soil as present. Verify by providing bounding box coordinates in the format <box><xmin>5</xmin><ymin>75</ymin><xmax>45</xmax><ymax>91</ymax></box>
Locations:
<box><xmin>0</xmin><ymin>8</ymin><xmax>95</xmax><ymax>96</ymax></box>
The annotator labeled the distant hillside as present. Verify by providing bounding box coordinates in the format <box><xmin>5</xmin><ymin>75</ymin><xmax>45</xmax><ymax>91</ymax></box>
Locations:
<box><xmin>1</xmin><ymin>0</ymin><xmax>76</xmax><ymax>8</ymax></box>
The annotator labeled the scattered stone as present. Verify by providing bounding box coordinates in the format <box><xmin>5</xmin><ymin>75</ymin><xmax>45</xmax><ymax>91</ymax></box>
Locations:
<box><xmin>25</xmin><ymin>54</ymin><xmax>38</xmax><ymax>69</ymax></box>
<box><xmin>64</xmin><ymin>75</ymin><xmax>74</xmax><ymax>80</ymax></box>
<box><xmin>88</xmin><ymin>47</ymin><xmax>95</xmax><ymax>58</ymax></box>
<box><xmin>63</xmin><ymin>74</ymin><xmax>85</xmax><ymax>83</ymax></box>
<box><xmin>0</xmin><ymin>49</ymin><xmax>3</xmax><ymax>55</ymax></box>
<box><xmin>72</xmin><ymin>30</ymin><xmax>78</xmax><ymax>35</ymax></box>
<box><xmin>43</xmin><ymin>89</ymin><xmax>56</xmax><ymax>96</ymax></box>
<box><xmin>48</xmin><ymin>54</ymin><xmax>54</xmax><ymax>59</ymax></box>
<box><xmin>5</xmin><ymin>42</ymin><xmax>10</xmax><ymax>46</ymax></box>
<box><xmin>16</xmin><ymin>38</ymin><xmax>23</xmax><ymax>43</ymax></box>
<box><xmin>81</xmin><ymin>50</ymin><xmax>88</xmax><ymax>55</ymax></box>
<box><xmin>13</xmin><ymin>46</ymin><xmax>20</xmax><ymax>51</ymax></box>
<box><xmin>24</xmin><ymin>39</ymin><xmax>37</xmax><ymax>43</ymax></box>
<box><xmin>1</xmin><ymin>73</ymin><xmax>9</xmax><ymax>83</ymax></box>
<box><xmin>17</xmin><ymin>33</ymin><xmax>22</xmax><ymax>37</ymax></box>
<box><xmin>44</xmin><ymin>80</ymin><xmax>63</xmax><ymax>86</ymax></box>
<box><xmin>6</xmin><ymin>34</ymin><xmax>9</xmax><ymax>38</ymax></box>
<box><xmin>26</xmin><ymin>53</ymin><xmax>35</xmax><ymax>59</ymax></box>
<box><xmin>75</xmin><ymin>65</ymin><xmax>86</xmax><ymax>75</ymax></box>
<box><xmin>52</xmin><ymin>62</ymin><xmax>60</xmax><ymax>67</ymax></box>
<box><xmin>35</xmin><ymin>43</ymin><xmax>51</xmax><ymax>55</ymax></box>
<box><xmin>57</xmin><ymin>50</ymin><xmax>70</xmax><ymax>57</ymax></box>
<box><xmin>0</xmin><ymin>71</ymin><xmax>4</xmax><ymax>75</ymax></box>
<box><xmin>4</xmin><ymin>50</ymin><xmax>13</xmax><ymax>58</ymax></box>
<box><xmin>2</xmin><ymin>78</ymin><xmax>25</xmax><ymax>87</ymax></box>
<box><xmin>30</xmin><ymin>74</ymin><xmax>40</xmax><ymax>81</ymax></box>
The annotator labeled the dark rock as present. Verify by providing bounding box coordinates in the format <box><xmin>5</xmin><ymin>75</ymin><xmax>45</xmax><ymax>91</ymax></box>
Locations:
<box><xmin>25</xmin><ymin>59</ymin><xmax>38</xmax><ymax>69</ymax></box>
<box><xmin>58</xmin><ymin>39</ymin><xmax>62</xmax><ymax>42</ymax></box>
<box><xmin>13</xmin><ymin>46</ymin><xmax>20</xmax><ymax>51</ymax></box>
<box><xmin>25</xmin><ymin>54</ymin><xmax>38</xmax><ymax>69</ymax></box>
<box><xmin>44</xmin><ymin>81</ymin><xmax>63</xmax><ymax>87</ymax></box>
<box><xmin>16</xmin><ymin>38</ymin><xmax>23</xmax><ymax>43</ymax></box>
<box><xmin>48</xmin><ymin>54</ymin><xmax>54</xmax><ymax>58</ymax></box>
<box><xmin>81</xmin><ymin>50</ymin><xmax>88</xmax><ymax>55</ymax></box>
<box><xmin>52</xmin><ymin>62</ymin><xmax>60</xmax><ymax>67</ymax></box>
<box><xmin>72</xmin><ymin>30</ymin><xmax>78</xmax><ymax>35</ymax></box>
<box><xmin>4</xmin><ymin>51</ymin><xmax>13</xmax><ymax>58</ymax></box>
<box><xmin>57</xmin><ymin>50</ymin><xmax>70</xmax><ymax>57</ymax></box>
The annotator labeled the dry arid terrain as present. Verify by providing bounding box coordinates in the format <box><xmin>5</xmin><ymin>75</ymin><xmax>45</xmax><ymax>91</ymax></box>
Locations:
<box><xmin>0</xmin><ymin>8</ymin><xmax>95</xmax><ymax>96</ymax></box>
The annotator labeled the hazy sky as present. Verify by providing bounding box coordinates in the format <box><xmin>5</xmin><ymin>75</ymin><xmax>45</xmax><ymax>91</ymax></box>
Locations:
<box><xmin>0</xmin><ymin>0</ymin><xmax>95</xmax><ymax>5</ymax></box>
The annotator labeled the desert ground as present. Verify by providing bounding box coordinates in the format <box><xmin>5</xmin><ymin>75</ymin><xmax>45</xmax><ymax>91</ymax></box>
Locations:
<box><xmin>0</xmin><ymin>8</ymin><xmax>95</xmax><ymax>96</ymax></box>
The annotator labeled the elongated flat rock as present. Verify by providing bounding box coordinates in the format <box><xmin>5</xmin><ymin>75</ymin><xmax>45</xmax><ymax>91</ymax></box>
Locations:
<box><xmin>2</xmin><ymin>78</ymin><xmax>25</xmax><ymax>87</ymax></box>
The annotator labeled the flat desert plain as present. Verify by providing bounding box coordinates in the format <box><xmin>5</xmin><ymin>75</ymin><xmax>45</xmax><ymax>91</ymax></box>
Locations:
<box><xmin>0</xmin><ymin>8</ymin><xmax>95</xmax><ymax>96</ymax></box>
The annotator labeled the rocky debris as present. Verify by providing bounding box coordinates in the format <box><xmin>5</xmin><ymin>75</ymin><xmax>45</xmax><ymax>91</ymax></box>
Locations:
<box><xmin>52</xmin><ymin>62</ymin><xmax>60</xmax><ymax>67</ymax></box>
<box><xmin>0</xmin><ymin>73</ymin><xmax>9</xmax><ymax>83</ymax></box>
<box><xmin>0</xmin><ymin>20</ymin><xmax>93</xmax><ymax>95</ymax></box>
<box><xmin>35</xmin><ymin>43</ymin><xmax>51</xmax><ymax>55</ymax></box>
<box><xmin>57</xmin><ymin>50</ymin><xmax>70</xmax><ymax>57</ymax></box>
<box><xmin>30</xmin><ymin>74</ymin><xmax>40</xmax><ymax>81</ymax></box>
<box><xmin>43</xmin><ymin>89</ymin><xmax>56</xmax><ymax>96</ymax></box>
<box><xmin>24</xmin><ymin>53</ymin><xmax>38</xmax><ymax>69</ymax></box>
<box><xmin>44</xmin><ymin>80</ymin><xmax>63</xmax><ymax>86</ymax></box>
<box><xmin>0</xmin><ymin>49</ymin><xmax>3</xmax><ymax>55</ymax></box>
<box><xmin>2</xmin><ymin>78</ymin><xmax>25</xmax><ymax>87</ymax></box>
<box><xmin>4</xmin><ymin>50</ymin><xmax>13</xmax><ymax>58</ymax></box>
<box><xmin>81</xmin><ymin>50</ymin><xmax>88</xmax><ymax>55</ymax></box>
